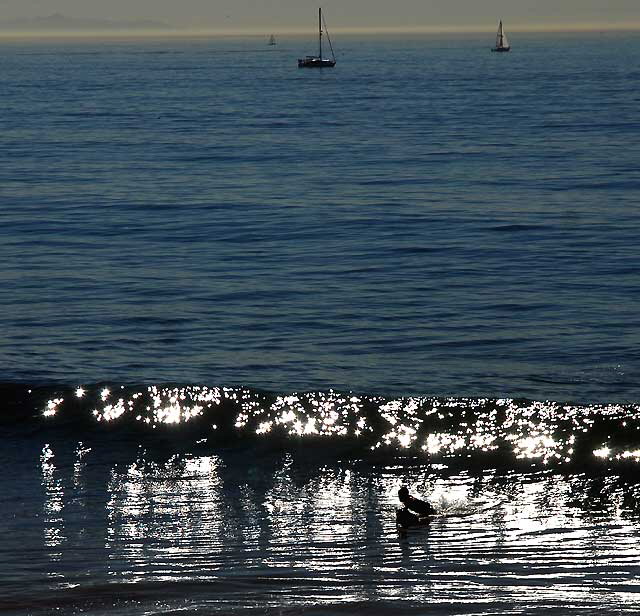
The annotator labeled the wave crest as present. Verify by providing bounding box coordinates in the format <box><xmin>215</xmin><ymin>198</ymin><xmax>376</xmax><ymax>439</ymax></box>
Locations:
<box><xmin>3</xmin><ymin>383</ymin><xmax>640</xmax><ymax>469</ymax></box>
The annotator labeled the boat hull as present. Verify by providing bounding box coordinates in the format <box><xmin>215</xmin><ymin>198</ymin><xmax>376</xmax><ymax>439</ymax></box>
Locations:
<box><xmin>298</xmin><ymin>57</ymin><xmax>336</xmax><ymax>68</ymax></box>
<box><xmin>492</xmin><ymin>46</ymin><xmax>510</xmax><ymax>52</ymax></box>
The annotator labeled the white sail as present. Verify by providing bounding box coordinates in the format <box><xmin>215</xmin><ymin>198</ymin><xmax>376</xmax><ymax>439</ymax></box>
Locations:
<box><xmin>495</xmin><ymin>21</ymin><xmax>509</xmax><ymax>50</ymax></box>
<box><xmin>321</xmin><ymin>8</ymin><xmax>336</xmax><ymax>62</ymax></box>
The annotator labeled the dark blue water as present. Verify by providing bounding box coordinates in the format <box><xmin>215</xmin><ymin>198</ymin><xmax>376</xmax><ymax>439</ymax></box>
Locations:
<box><xmin>2</xmin><ymin>32</ymin><xmax>640</xmax><ymax>616</ymax></box>
<box><xmin>2</xmin><ymin>32</ymin><xmax>639</xmax><ymax>400</ymax></box>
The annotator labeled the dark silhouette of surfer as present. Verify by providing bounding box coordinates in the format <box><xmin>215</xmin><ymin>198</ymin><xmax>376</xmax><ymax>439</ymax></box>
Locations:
<box><xmin>396</xmin><ymin>486</ymin><xmax>435</xmax><ymax>527</ymax></box>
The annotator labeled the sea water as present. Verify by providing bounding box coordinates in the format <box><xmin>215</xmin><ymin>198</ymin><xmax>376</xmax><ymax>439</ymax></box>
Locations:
<box><xmin>1</xmin><ymin>32</ymin><xmax>640</xmax><ymax>615</ymax></box>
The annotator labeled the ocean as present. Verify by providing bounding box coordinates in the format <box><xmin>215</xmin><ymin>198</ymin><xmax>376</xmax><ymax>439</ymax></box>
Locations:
<box><xmin>1</xmin><ymin>31</ymin><xmax>640</xmax><ymax>614</ymax></box>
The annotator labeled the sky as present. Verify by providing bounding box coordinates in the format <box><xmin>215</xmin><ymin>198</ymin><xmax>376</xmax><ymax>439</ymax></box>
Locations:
<box><xmin>1</xmin><ymin>0</ymin><xmax>639</xmax><ymax>32</ymax></box>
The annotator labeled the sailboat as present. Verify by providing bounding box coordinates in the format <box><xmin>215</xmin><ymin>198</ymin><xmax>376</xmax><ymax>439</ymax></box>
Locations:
<box><xmin>298</xmin><ymin>8</ymin><xmax>336</xmax><ymax>68</ymax></box>
<box><xmin>492</xmin><ymin>20</ymin><xmax>510</xmax><ymax>52</ymax></box>
<box><xmin>268</xmin><ymin>34</ymin><xmax>277</xmax><ymax>46</ymax></box>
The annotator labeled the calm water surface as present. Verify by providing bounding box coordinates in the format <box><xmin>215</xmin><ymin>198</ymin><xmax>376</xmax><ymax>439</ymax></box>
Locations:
<box><xmin>1</xmin><ymin>32</ymin><xmax>639</xmax><ymax>400</ymax></box>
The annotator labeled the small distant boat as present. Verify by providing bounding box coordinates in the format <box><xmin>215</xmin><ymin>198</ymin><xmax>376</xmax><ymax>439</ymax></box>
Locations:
<box><xmin>268</xmin><ymin>34</ymin><xmax>277</xmax><ymax>46</ymax></box>
<box><xmin>298</xmin><ymin>8</ymin><xmax>336</xmax><ymax>68</ymax></box>
<box><xmin>492</xmin><ymin>20</ymin><xmax>510</xmax><ymax>52</ymax></box>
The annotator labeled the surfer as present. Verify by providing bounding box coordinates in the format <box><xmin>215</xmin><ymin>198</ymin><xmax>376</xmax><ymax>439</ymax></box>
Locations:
<box><xmin>396</xmin><ymin>486</ymin><xmax>435</xmax><ymax>527</ymax></box>
<box><xmin>398</xmin><ymin>486</ymin><xmax>435</xmax><ymax>515</ymax></box>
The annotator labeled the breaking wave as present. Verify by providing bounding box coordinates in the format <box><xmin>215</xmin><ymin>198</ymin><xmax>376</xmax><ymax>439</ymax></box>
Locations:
<box><xmin>3</xmin><ymin>382</ymin><xmax>640</xmax><ymax>469</ymax></box>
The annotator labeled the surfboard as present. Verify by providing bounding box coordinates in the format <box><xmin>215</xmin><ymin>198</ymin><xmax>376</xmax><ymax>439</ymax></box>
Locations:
<box><xmin>395</xmin><ymin>507</ymin><xmax>431</xmax><ymax>529</ymax></box>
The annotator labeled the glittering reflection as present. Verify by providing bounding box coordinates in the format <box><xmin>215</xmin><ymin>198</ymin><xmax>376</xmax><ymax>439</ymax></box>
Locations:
<box><xmin>89</xmin><ymin>385</ymin><xmax>220</xmax><ymax>426</ymax></box>
<box><xmin>259</xmin><ymin>458</ymin><xmax>387</xmax><ymax>604</ymax></box>
<box><xmin>40</xmin><ymin>444</ymin><xmax>65</xmax><ymax>555</ymax></box>
<box><xmin>72</xmin><ymin>442</ymin><xmax>91</xmax><ymax>490</ymax></box>
<box><xmin>105</xmin><ymin>453</ymin><xmax>226</xmax><ymax>579</ymax></box>
<box><xmin>31</xmin><ymin>440</ymin><xmax>108</xmax><ymax>591</ymax></box>
<box><xmin>11</xmin><ymin>435</ymin><xmax>640</xmax><ymax>613</ymax></box>
<box><xmin>26</xmin><ymin>386</ymin><xmax>640</xmax><ymax>609</ymax></box>
<box><xmin>376</xmin><ymin>467</ymin><xmax>640</xmax><ymax>610</ymax></box>
<box><xmin>44</xmin><ymin>397</ymin><xmax>63</xmax><ymax>417</ymax></box>
<box><xmin>39</xmin><ymin>385</ymin><xmax>640</xmax><ymax>469</ymax></box>
<box><xmin>267</xmin><ymin>462</ymin><xmax>640</xmax><ymax>607</ymax></box>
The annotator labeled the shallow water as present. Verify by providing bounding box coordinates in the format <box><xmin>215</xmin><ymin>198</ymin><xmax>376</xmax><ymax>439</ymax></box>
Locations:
<box><xmin>3</xmin><ymin>384</ymin><xmax>640</xmax><ymax>614</ymax></box>
<box><xmin>3</xmin><ymin>438</ymin><xmax>640</xmax><ymax>615</ymax></box>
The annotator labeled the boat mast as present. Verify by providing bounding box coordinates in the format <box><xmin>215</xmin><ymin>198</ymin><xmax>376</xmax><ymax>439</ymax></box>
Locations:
<box><xmin>318</xmin><ymin>7</ymin><xmax>323</xmax><ymax>59</ymax></box>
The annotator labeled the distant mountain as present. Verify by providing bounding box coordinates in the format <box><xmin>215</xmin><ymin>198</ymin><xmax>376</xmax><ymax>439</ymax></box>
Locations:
<box><xmin>0</xmin><ymin>13</ymin><xmax>172</xmax><ymax>32</ymax></box>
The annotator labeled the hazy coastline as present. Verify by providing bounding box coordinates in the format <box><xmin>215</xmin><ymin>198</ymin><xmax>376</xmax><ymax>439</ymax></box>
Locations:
<box><xmin>0</xmin><ymin>13</ymin><xmax>639</xmax><ymax>39</ymax></box>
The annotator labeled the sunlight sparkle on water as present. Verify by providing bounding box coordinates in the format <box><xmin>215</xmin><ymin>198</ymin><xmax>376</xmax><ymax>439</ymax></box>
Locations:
<box><xmin>44</xmin><ymin>398</ymin><xmax>63</xmax><ymax>417</ymax></box>
<box><xmin>38</xmin><ymin>386</ymin><xmax>640</xmax><ymax>466</ymax></box>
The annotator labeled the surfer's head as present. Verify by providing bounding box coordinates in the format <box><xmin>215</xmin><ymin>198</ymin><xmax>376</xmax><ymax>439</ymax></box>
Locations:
<box><xmin>398</xmin><ymin>486</ymin><xmax>409</xmax><ymax>502</ymax></box>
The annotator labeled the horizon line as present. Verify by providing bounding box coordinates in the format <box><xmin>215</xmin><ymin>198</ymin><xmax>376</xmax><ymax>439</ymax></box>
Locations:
<box><xmin>1</xmin><ymin>22</ymin><xmax>640</xmax><ymax>40</ymax></box>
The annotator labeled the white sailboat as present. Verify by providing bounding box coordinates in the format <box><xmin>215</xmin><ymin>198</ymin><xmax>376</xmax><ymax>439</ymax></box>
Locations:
<box><xmin>492</xmin><ymin>20</ymin><xmax>510</xmax><ymax>52</ymax></box>
<box><xmin>268</xmin><ymin>34</ymin><xmax>277</xmax><ymax>46</ymax></box>
<box><xmin>298</xmin><ymin>8</ymin><xmax>336</xmax><ymax>68</ymax></box>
